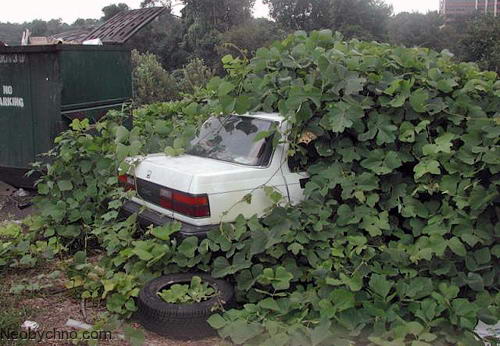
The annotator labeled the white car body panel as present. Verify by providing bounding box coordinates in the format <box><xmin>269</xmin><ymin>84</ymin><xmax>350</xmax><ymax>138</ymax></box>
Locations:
<box><xmin>128</xmin><ymin>112</ymin><xmax>307</xmax><ymax>227</ymax></box>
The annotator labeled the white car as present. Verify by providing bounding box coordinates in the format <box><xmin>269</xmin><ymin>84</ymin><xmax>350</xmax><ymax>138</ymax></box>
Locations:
<box><xmin>119</xmin><ymin>113</ymin><xmax>308</xmax><ymax>237</ymax></box>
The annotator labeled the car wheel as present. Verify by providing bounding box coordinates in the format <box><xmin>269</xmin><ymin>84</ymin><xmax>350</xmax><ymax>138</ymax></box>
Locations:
<box><xmin>135</xmin><ymin>273</ymin><xmax>234</xmax><ymax>340</ymax></box>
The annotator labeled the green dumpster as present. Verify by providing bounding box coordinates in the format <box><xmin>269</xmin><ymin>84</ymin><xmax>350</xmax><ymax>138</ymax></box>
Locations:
<box><xmin>0</xmin><ymin>45</ymin><xmax>132</xmax><ymax>187</ymax></box>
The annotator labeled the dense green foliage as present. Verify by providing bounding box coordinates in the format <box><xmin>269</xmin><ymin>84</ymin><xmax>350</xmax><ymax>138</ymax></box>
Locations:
<box><xmin>388</xmin><ymin>12</ymin><xmax>449</xmax><ymax>52</ymax></box>
<box><xmin>157</xmin><ymin>276</ymin><xmax>217</xmax><ymax>304</ymax></box>
<box><xmin>132</xmin><ymin>50</ymin><xmax>179</xmax><ymax>105</ymax></box>
<box><xmin>203</xmin><ymin>30</ymin><xmax>500</xmax><ymax>345</ymax></box>
<box><xmin>1</xmin><ymin>31</ymin><xmax>499</xmax><ymax>345</ymax></box>
<box><xmin>389</xmin><ymin>13</ymin><xmax>500</xmax><ymax>73</ymax></box>
<box><xmin>264</xmin><ymin>0</ymin><xmax>392</xmax><ymax>40</ymax></box>
<box><xmin>132</xmin><ymin>50</ymin><xmax>215</xmax><ymax>104</ymax></box>
<box><xmin>2</xmin><ymin>1</ymin><xmax>498</xmax><ymax>81</ymax></box>
<box><xmin>458</xmin><ymin>14</ymin><xmax>500</xmax><ymax>73</ymax></box>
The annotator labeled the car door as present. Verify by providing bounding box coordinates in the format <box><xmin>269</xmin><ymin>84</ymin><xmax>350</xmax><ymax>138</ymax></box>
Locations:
<box><xmin>281</xmin><ymin>161</ymin><xmax>309</xmax><ymax>205</ymax></box>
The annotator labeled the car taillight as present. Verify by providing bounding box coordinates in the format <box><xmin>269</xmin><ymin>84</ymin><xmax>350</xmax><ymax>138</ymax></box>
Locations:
<box><xmin>159</xmin><ymin>187</ymin><xmax>210</xmax><ymax>218</ymax></box>
<box><xmin>118</xmin><ymin>174</ymin><xmax>135</xmax><ymax>191</ymax></box>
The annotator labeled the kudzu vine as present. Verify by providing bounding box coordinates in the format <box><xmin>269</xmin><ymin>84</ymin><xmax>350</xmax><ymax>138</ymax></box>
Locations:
<box><xmin>0</xmin><ymin>30</ymin><xmax>498</xmax><ymax>345</ymax></box>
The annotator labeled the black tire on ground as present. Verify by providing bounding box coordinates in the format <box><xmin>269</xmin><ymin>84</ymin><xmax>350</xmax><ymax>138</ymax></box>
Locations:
<box><xmin>135</xmin><ymin>273</ymin><xmax>234</xmax><ymax>340</ymax></box>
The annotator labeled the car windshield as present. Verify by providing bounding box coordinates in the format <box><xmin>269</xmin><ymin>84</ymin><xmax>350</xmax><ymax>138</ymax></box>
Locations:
<box><xmin>186</xmin><ymin>115</ymin><xmax>276</xmax><ymax>166</ymax></box>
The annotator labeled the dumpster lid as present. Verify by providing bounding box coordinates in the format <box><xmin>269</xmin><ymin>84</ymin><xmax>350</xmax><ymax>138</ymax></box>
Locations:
<box><xmin>52</xmin><ymin>30</ymin><xmax>91</xmax><ymax>43</ymax></box>
<box><xmin>82</xmin><ymin>7</ymin><xmax>167</xmax><ymax>44</ymax></box>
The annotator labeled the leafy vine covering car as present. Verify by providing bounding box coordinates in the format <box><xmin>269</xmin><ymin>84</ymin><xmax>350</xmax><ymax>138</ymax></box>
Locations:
<box><xmin>119</xmin><ymin>113</ymin><xmax>309</xmax><ymax>237</ymax></box>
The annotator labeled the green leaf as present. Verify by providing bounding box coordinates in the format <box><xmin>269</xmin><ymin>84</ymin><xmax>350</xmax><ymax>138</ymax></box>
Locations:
<box><xmin>474</xmin><ymin>248</ymin><xmax>491</xmax><ymax>265</ymax></box>
<box><xmin>358</xmin><ymin>113</ymin><xmax>398</xmax><ymax>145</ymax></box>
<box><xmin>132</xmin><ymin>248</ymin><xmax>153</xmax><ymax>261</ymax></box>
<box><xmin>106</xmin><ymin>293</ymin><xmax>127</xmax><ymax>313</ymax></box>
<box><xmin>423</xmin><ymin>133</ymin><xmax>455</xmax><ymax>155</ymax></box>
<box><xmin>399</xmin><ymin>121</ymin><xmax>415</xmax><ymax>142</ymax></box>
<box><xmin>123</xmin><ymin>325</ymin><xmax>145</xmax><ymax>346</ymax></box>
<box><xmin>223</xmin><ymin>320</ymin><xmax>263</xmax><ymax>344</ymax></box>
<box><xmin>57</xmin><ymin>180</ymin><xmax>73</xmax><ymax>192</ymax></box>
<box><xmin>414</xmin><ymin>159</ymin><xmax>441</xmax><ymax>179</ymax></box>
<box><xmin>320</xmin><ymin>101</ymin><xmax>364</xmax><ymax>133</ymax></box>
<box><xmin>311</xmin><ymin>319</ymin><xmax>332</xmax><ymax>346</ymax></box>
<box><xmin>287</xmin><ymin>85</ymin><xmax>322</xmax><ymax>108</ymax></box>
<box><xmin>340</xmin><ymin>272</ymin><xmax>363</xmax><ymax>291</ymax></box>
<box><xmin>259</xmin><ymin>297</ymin><xmax>281</xmax><ymax>312</ymax></box>
<box><xmin>330</xmin><ymin>289</ymin><xmax>355</xmax><ymax>312</ymax></box>
<box><xmin>288</xmin><ymin>242</ymin><xmax>304</xmax><ymax>255</ymax></box>
<box><xmin>369</xmin><ymin>274</ymin><xmax>393</xmax><ymax>299</ymax></box>
<box><xmin>437</xmin><ymin>79</ymin><xmax>458</xmax><ymax>93</ymax></box>
<box><xmin>448</xmin><ymin>237</ymin><xmax>466</xmax><ymax>257</ymax></box>
<box><xmin>218</xmin><ymin>81</ymin><xmax>235</xmax><ymax>96</ymax></box>
<box><xmin>466</xmin><ymin>272</ymin><xmax>484</xmax><ymax>291</ymax></box>
<box><xmin>361</xmin><ymin>211</ymin><xmax>390</xmax><ymax>236</ymax></box>
<box><xmin>254</xmin><ymin>130</ymin><xmax>273</xmax><ymax>142</ymax></box>
<box><xmin>410</xmin><ymin>88</ymin><xmax>429</xmax><ymax>113</ymax></box>
<box><xmin>361</xmin><ymin>150</ymin><xmax>402</xmax><ymax>175</ymax></box>
<box><xmin>207</xmin><ymin>314</ymin><xmax>226</xmax><ymax>329</ymax></box>
<box><xmin>344</xmin><ymin>76</ymin><xmax>366</xmax><ymax>96</ymax></box>
<box><xmin>115</xmin><ymin>126</ymin><xmax>129</xmax><ymax>143</ymax></box>
<box><xmin>274</xmin><ymin>267</ymin><xmax>293</xmax><ymax>290</ymax></box>
<box><xmin>150</xmin><ymin>223</ymin><xmax>181</xmax><ymax>241</ymax></box>
<box><xmin>177</xmin><ymin>236</ymin><xmax>198</xmax><ymax>258</ymax></box>
<box><xmin>37</xmin><ymin>183</ymin><xmax>49</xmax><ymax>195</ymax></box>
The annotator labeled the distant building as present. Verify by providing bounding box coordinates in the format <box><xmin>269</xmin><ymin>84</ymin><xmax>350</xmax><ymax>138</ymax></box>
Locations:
<box><xmin>440</xmin><ymin>0</ymin><xmax>499</xmax><ymax>18</ymax></box>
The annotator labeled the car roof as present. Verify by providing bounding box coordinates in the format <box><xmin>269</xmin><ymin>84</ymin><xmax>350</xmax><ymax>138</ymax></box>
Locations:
<box><xmin>239</xmin><ymin>112</ymin><xmax>284</xmax><ymax>123</ymax></box>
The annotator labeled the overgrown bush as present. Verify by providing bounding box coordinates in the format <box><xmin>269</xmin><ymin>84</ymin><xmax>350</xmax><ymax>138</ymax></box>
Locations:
<box><xmin>458</xmin><ymin>15</ymin><xmax>500</xmax><ymax>73</ymax></box>
<box><xmin>131</xmin><ymin>50</ymin><xmax>180</xmax><ymax>105</ymax></box>
<box><xmin>174</xmin><ymin>57</ymin><xmax>215</xmax><ymax>95</ymax></box>
<box><xmin>1</xmin><ymin>31</ymin><xmax>499</xmax><ymax>345</ymax></box>
<box><xmin>216</xmin><ymin>18</ymin><xmax>286</xmax><ymax>60</ymax></box>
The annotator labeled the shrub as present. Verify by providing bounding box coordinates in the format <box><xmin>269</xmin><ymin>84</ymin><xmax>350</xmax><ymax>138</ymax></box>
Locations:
<box><xmin>131</xmin><ymin>50</ymin><xmax>180</xmax><ymax>105</ymax></box>
<box><xmin>216</xmin><ymin>18</ymin><xmax>286</xmax><ymax>59</ymax></box>
<box><xmin>174</xmin><ymin>57</ymin><xmax>215</xmax><ymax>95</ymax></box>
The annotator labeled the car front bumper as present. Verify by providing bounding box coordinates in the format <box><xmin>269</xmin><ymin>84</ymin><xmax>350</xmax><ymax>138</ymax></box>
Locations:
<box><xmin>119</xmin><ymin>200</ymin><xmax>217</xmax><ymax>238</ymax></box>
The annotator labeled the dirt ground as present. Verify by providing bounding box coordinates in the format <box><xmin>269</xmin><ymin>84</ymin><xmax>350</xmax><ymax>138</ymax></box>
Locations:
<box><xmin>1</xmin><ymin>268</ymin><xmax>221</xmax><ymax>346</ymax></box>
<box><xmin>0</xmin><ymin>181</ymin><xmax>36</xmax><ymax>223</ymax></box>
<box><xmin>0</xmin><ymin>180</ymin><xmax>223</xmax><ymax>346</ymax></box>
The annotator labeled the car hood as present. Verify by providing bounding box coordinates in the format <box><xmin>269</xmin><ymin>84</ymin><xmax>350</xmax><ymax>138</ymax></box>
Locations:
<box><xmin>132</xmin><ymin>153</ymin><xmax>266</xmax><ymax>194</ymax></box>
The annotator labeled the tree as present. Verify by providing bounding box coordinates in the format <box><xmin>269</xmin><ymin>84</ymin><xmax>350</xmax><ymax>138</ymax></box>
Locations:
<box><xmin>388</xmin><ymin>11</ymin><xmax>448</xmax><ymax>51</ymax></box>
<box><xmin>127</xmin><ymin>11</ymin><xmax>189</xmax><ymax>70</ymax></box>
<box><xmin>263</xmin><ymin>0</ymin><xmax>333</xmax><ymax>32</ymax></box>
<box><xmin>175</xmin><ymin>58</ymin><xmax>214</xmax><ymax>94</ymax></box>
<box><xmin>264</xmin><ymin>0</ymin><xmax>392</xmax><ymax>40</ymax></box>
<box><xmin>181</xmin><ymin>0</ymin><xmax>255</xmax><ymax>32</ymax></box>
<box><xmin>140</xmin><ymin>0</ymin><xmax>171</xmax><ymax>8</ymax></box>
<box><xmin>217</xmin><ymin>18</ymin><xmax>286</xmax><ymax>58</ymax></box>
<box><xmin>72</xmin><ymin>18</ymin><xmax>100</xmax><ymax>28</ymax></box>
<box><xmin>131</xmin><ymin>50</ymin><xmax>179</xmax><ymax>104</ymax></box>
<box><xmin>329</xmin><ymin>0</ymin><xmax>392</xmax><ymax>41</ymax></box>
<box><xmin>179</xmin><ymin>0</ymin><xmax>256</xmax><ymax>69</ymax></box>
<box><xmin>29</xmin><ymin>19</ymin><xmax>49</xmax><ymax>36</ymax></box>
<box><xmin>101</xmin><ymin>3</ymin><xmax>130</xmax><ymax>22</ymax></box>
<box><xmin>457</xmin><ymin>14</ymin><xmax>500</xmax><ymax>72</ymax></box>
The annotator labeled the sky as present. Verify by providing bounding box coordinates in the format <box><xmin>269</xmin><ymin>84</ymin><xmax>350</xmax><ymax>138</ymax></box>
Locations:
<box><xmin>0</xmin><ymin>0</ymin><xmax>440</xmax><ymax>24</ymax></box>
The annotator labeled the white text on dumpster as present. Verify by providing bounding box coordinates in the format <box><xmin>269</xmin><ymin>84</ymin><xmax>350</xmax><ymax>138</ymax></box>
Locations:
<box><xmin>0</xmin><ymin>85</ymin><xmax>24</xmax><ymax>108</ymax></box>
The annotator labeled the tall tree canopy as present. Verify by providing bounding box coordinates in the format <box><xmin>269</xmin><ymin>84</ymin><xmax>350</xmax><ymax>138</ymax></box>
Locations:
<box><xmin>101</xmin><ymin>3</ymin><xmax>130</xmax><ymax>21</ymax></box>
<box><xmin>264</xmin><ymin>0</ymin><xmax>392</xmax><ymax>40</ymax></box>
<box><xmin>181</xmin><ymin>0</ymin><xmax>255</xmax><ymax>32</ymax></box>
<box><xmin>179</xmin><ymin>0</ymin><xmax>256</xmax><ymax>68</ymax></box>
<box><xmin>388</xmin><ymin>11</ymin><xmax>448</xmax><ymax>51</ymax></box>
<box><xmin>458</xmin><ymin>14</ymin><xmax>500</xmax><ymax>73</ymax></box>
